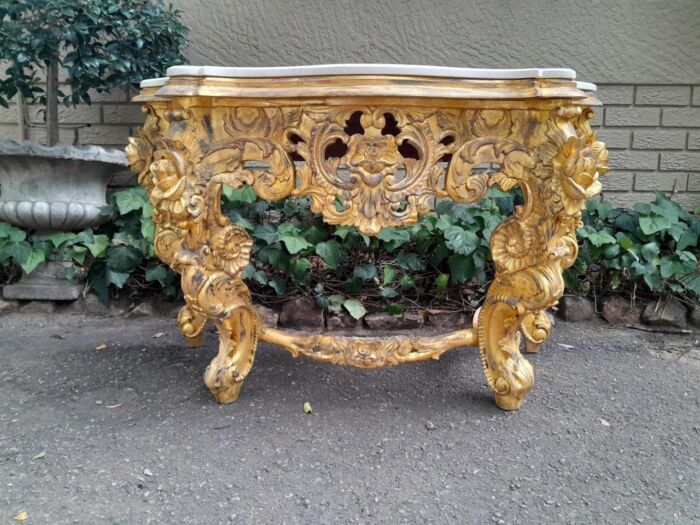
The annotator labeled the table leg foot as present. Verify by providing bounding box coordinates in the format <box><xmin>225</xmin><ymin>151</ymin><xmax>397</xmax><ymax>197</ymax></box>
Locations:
<box><xmin>185</xmin><ymin>333</ymin><xmax>204</xmax><ymax>348</ymax></box>
<box><xmin>478</xmin><ymin>301</ymin><xmax>534</xmax><ymax>411</ymax></box>
<box><xmin>523</xmin><ymin>340</ymin><xmax>541</xmax><ymax>354</ymax></box>
<box><xmin>203</xmin><ymin>306</ymin><xmax>259</xmax><ymax>404</ymax></box>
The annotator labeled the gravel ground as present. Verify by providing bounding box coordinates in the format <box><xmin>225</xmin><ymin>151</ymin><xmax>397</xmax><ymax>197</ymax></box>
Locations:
<box><xmin>0</xmin><ymin>312</ymin><xmax>698</xmax><ymax>525</ymax></box>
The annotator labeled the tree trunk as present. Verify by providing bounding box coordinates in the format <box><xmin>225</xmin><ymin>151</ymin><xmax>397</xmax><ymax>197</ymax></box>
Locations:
<box><xmin>45</xmin><ymin>60</ymin><xmax>59</xmax><ymax>146</ymax></box>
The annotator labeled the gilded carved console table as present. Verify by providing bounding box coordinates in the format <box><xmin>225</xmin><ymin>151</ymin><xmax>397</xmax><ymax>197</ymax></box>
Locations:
<box><xmin>127</xmin><ymin>64</ymin><xmax>607</xmax><ymax>410</ymax></box>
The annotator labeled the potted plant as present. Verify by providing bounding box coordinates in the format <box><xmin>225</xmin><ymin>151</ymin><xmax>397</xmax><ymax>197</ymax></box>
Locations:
<box><xmin>0</xmin><ymin>0</ymin><xmax>187</xmax><ymax>300</ymax></box>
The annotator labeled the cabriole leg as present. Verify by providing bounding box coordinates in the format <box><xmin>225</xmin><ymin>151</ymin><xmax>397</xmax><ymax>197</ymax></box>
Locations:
<box><xmin>204</xmin><ymin>306</ymin><xmax>260</xmax><ymax>403</ymax></box>
<box><xmin>478</xmin><ymin>300</ymin><xmax>534</xmax><ymax>411</ymax></box>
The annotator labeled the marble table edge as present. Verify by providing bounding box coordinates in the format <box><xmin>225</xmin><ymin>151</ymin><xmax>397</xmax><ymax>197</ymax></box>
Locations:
<box><xmin>140</xmin><ymin>75</ymin><xmax>597</xmax><ymax>92</ymax></box>
<box><xmin>164</xmin><ymin>64</ymin><xmax>578</xmax><ymax>80</ymax></box>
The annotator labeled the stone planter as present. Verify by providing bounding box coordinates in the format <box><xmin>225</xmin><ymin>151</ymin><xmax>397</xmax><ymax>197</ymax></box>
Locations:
<box><xmin>0</xmin><ymin>140</ymin><xmax>126</xmax><ymax>300</ymax></box>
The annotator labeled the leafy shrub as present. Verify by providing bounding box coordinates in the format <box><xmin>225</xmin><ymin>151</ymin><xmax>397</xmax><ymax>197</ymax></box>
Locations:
<box><xmin>1</xmin><ymin>189</ymin><xmax>698</xmax><ymax>316</ymax></box>
<box><xmin>0</xmin><ymin>0</ymin><xmax>188</xmax><ymax>143</ymax></box>
<box><xmin>566</xmin><ymin>192</ymin><xmax>699</xmax><ymax>303</ymax></box>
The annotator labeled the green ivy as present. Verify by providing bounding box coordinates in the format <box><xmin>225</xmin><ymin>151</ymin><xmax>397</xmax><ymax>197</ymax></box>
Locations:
<box><xmin>566</xmin><ymin>192</ymin><xmax>699</xmax><ymax>301</ymax></box>
<box><xmin>0</xmin><ymin>188</ymin><xmax>698</xmax><ymax>315</ymax></box>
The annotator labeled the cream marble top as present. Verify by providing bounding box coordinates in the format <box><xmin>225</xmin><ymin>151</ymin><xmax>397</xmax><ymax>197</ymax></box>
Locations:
<box><xmin>165</xmin><ymin>64</ymin><xmax>577</xmax><ymax>80</ymax></box>
<box><xmin>138</xmin><ymin>64</ymin><xmax>599</xmax><ymax>102</ymax></box>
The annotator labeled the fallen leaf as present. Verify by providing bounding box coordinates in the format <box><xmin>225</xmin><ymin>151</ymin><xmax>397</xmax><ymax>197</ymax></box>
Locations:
<box><xmin>600</xmin><ymin>418</ymin><xmax>610</xmax><ymax>427</ymax></box>
<box><xmin>152</xmin><ymin>332</ymin><xmax>166</xmax><ymax>338</ymax></box>
<box><xmin>32</xmin><ymin>451</ymin><xmax>46</xmax><ymax>460</ymax></box>
<box><xmin>95</xmin><ymin>343</ymin><xmax>107</xmax><ymax>350</ymax></box>
<box><xmin>557</xmin><ymin>343</ymin><xmax>575</xmax><ymax>349</ymax></box>
<box><xmin>106</xmin><ymin>403</ymin><xmax>123</xmax><ymax>409</ymax></box>
<box><xmin>303</xmin><ymin>402</ymin><xmax>312</xmax><ymax>414</ymax></box>
<box><xmin>14</xmin><ymin>512</ymin><xmax>28</xmax><ymax>522</ymax></box>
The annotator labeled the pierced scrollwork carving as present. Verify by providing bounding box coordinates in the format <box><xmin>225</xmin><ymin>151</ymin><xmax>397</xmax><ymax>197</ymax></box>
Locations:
<box><xmin>445</xmin><ymin>137</ymin><xmax>535</xmax><ymax>204</ymax></box>
<box><xmin>292</xmin><ymin>107</ymin><xmax>452</xmax><ymax>235</ymax></box>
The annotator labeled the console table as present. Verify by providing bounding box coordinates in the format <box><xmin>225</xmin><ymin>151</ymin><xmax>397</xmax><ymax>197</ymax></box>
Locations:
<box><xmin>127</xmin><ymin>64</ymin><xmax>607</xmax><ymax>410</ymax></box>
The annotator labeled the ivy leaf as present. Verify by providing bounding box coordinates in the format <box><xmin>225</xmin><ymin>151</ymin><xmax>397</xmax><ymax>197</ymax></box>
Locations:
<box><xmin>279</xmin><ymin>235</ymin><xmax>311</xmax><ymax>254</ymax></box>
<box><xmin>87</xmin><ymin>261</ymin><xmax>130</xmax><ymax>303</ymax></box>
<box><xmin>680</xmin><ymin>273</ymin><xmax>700</xmax><ymax>295</ymax></box>
<box><xmin>115</xmin><ymin>187</ymin><xmax>148</xmax><ymax>215</ymax></box>
<box><xmin>618</xmin><ymin>237</ymin><xmax>634</xmax><ymax>250</ymax></box>
<box><xmin>144</xmin><ymin>263</ymin><xmax>169</xmax><ymax>284</ymax></box>
<box><xmin>435</xmin><ymin>273</ymin><xmax>449</xmax><ymax>292</ymax></box>
<box><xmin>0</xmin><ymin>222</ymin><xmax>26</xmax><ymax>242</ymax></box>
<box><xmin>291</xmin><ymin>258</ymin><xmax>311</xmax><ymax>283</ymax></box>
<box><xmin>1</xmin><ymin>240</ymin><xmax>32</xmax><ymax>265</ymax></box>
<box><xmin>603</xmin><ymin>243</ymin><xmax>620</xmax><ymax>259</ymax></box>
<box><xmin>315</xmin><ymin>240</ymin><xmax>341</xmax><ymax>269</ymax></box>
<box><xmin>428</xmin><ymin>241</ymin><xmax>450</xmax><ymax>267</ymax></box>
<box><xmin>47</xmin><ymin>231</ymin><xmax>76</xmax><ymax>248</ymax></box>
<box><xmin>301</xmin><ymin>225</ymin><xmax>326</xmax><ymax>244</ymax></box>
<box><xmin>252</xmin><ymin>224</ymin><xmax>278</xmax><ymax>244</ymax></box>
<box><xmin>380</xmin><ymin>286</ymin><xmax>399</xmax><ymax>298</ymax></box>
<box><xmin>354</xmin><ymin>264</ymin><xmax>377</xmax><ymax>280</ymax></box>
<box><xmin>20</xmin><ymin>248</ymin><xmax>45</xmax><ymax>274</ymax></box>
<box><xmin>640</xmin><ymin>242</ymin><xmax>660</xmax><ymax>262</ymax></box>
<box><xmin>386</xmin><ymin>304</ymin><xmax>403</xmax><ymax>315</ymax></box>
<box><xmin>377</xmin><ymin>228</ymin><xmax>411</xmax><ymax>251</ymax></box>
<box><xmin>614</xmin><ymin>212</ymin><xmax>638</xmax><ymax>233</ymax></box>
<box><xmin>223</xmin><ymin>184</ymin><xmax>257</xmax><ymax>203</ymax></box>
<box><xmin>396</xmin><ymin>251</ymin><xmax>425</xmax><ymax>271</ymax></box>
<box><xmin>382</xmin><ymin>265</ymin><xmax>396</xmax><ymax>286</ymax></box>
<box><xmin>140</xmin><ymin>217</ymin><xmax>155</xmax><ymax>242</ymax></box>
<box><xmin>659</xmin><ymin>257</ymin><xmax>676</xmax><ymax>279</ymax></box>
<box><xmin>448</xmin><ymin>254</ymin><xmax>476</xmax><ymax>284</ymax></box>
<box><xmin>258</xmin><ymin>245</ymin><xmax>286</xmax><ymax>267</ymax></box>
<box><xmin>85</xmin><ymin>234</ymin><xmax>110</xmax><ymax>257</ymax></box>
<box><xmin>443</xmin><ymin>225</ymin><xmax>479</xmax><ymax>255</ymax></box>
<box><xmin>399</xmin><ymin>274</ymin><xmax>415</xmax><ymax>289</ymax></box>
<box><xmin>587</xmin><ymin>230</ymin><xmax>616</xmax><ymax>247</ymax></box>
<box><xmin>68</xmin><ymin>245</ymin><xmax>88</xmax><ymax>265</ymax></box>
<box><xmin>343</xmin><ymin>298</ymin><xmax>367</xmax><ymax>319</ymax></box>
<box><xmin>650</xmin><ymin>193</ymin><xmax>681</xmax><ymax>223</ymax></box>
<box><xmin>327</xmin><ymin>294</ymin><xmax>345</xmax><ymax>314</ymax></box>
<box><xmin>639</xmin><ymin>214</ymin><xmax>671</xmax><ymax>235</ymax></box>
<box><xmin>107</xmin><ymin>245</ymin><xmax>143</xmax><ymax>272</ymax></box>
<box><xmin>267</xmin><ymin>276</ymin><xmax>286</xmax><ymax>295</ymax></box>
<box><xmin>333</xmin><ymin>226</ymin><xmax>353</xmax><ymax>240</ymax></box>
<box><xmin>677</xmin><ymin>229</ymin><xmax>698</xmax><ymax>251</ymax></box>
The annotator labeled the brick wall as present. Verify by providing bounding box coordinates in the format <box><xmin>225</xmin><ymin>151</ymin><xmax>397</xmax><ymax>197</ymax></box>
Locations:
<box><xmin>1</xmin><ymin>83</ymin><xmax>699</xmax><ymax>209</ymax></box>
<box><xmin>593</xmin><ymin>84</ymin><xmax>700</xmax><ymax>209</ymax></box>
<box><xmin>0</xmin><ymin>85</ymin><xmax>142</xmax><ymax>149</ymax></box>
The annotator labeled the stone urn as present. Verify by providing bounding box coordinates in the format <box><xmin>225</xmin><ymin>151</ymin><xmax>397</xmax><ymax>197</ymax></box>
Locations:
<box><xmin>0</xmin><ymin>140</ymin><xmax>126</xmax><ymax>300</ymax></box>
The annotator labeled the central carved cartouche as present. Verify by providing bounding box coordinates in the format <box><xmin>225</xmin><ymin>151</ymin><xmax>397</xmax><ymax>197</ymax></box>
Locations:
<box><xmin>345</xmin><ymin>133</ymin><xmax>401</xmax><ymax>188</ymax></box>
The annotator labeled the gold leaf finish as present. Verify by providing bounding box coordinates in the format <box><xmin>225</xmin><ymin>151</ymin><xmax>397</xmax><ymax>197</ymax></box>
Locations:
<box><xmin>128</xmin><ymin>75</ymin><xmax>606</xmax><ymax>410</ymax></box>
